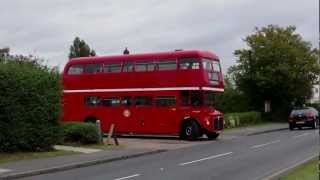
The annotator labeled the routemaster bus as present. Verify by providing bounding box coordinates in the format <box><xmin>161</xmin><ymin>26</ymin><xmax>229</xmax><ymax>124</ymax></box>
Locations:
<box><xmin>62</xmin><ymin>50</ymin><xmax>224</xmax><ymax>140</ymax></box>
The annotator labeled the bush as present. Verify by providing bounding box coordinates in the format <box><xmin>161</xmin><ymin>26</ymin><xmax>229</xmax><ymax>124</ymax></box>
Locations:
<box><xmin>0</xmin><ymin>58</ymin><xmax>62</xmax><ymax>152</ymax></box>
<box><xmin>61</xmin><ymin>122</ymin><xmax>100</xmax><ymax>145</ymax></box>
<box><xmin>224</xmin><ymin>111</ymin><xmax>262</xmax><ymax>128</ymax></box>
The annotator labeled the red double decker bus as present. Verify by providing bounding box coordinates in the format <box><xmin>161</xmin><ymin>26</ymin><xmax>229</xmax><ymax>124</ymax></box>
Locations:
<box><xmin>62</xmin><ymin>50</ymin><xmax>224</xmax><ymax>140</ymax></box>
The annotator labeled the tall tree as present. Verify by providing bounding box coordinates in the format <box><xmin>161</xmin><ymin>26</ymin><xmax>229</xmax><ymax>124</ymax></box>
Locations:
<box><xmin>230</xmin><ymin>25</ymin><xmax>320</xmax><ymax>114</ymax></box>
<box><xmin>215</xmin><ymin>74</ymin><xmax>251</xmax><ymax>113</ymax></box>
<box><xmin>68</xmin><ymin>37</ymin><xmax>96</xmax><ymax>59</ymax></box>
<box><xmin>0</xmin><ymin>47</ymin><xmax>10</xmax><ymax>59</ymax></box>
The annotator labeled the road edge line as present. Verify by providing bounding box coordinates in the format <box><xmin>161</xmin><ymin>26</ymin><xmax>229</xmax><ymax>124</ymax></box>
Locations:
<box><xmin>0</xmin><ymin>149</ymin><xmax>166</xmax><ymax>180</ymax></box>
<box><xmin>261</xmin><ymin>155</ymin><xmax>318</xmax><ymax>180</ymax></box>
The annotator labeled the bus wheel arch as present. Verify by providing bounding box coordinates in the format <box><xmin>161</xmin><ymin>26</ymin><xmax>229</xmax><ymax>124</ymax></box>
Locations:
<box><xmin>180</xmin><ymin>118</ymin><xmax>202</xmax><ymax>140</ymax></box>
<box><xmin>84</xmin><ymin>116</ymin><xmax>98</xmax><ymax>123</ymax></box>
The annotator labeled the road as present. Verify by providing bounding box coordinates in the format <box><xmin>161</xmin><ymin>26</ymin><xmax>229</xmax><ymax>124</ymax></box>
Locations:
<box><xmin>21</xmin><ymin>129</ymin><xmax>318</xmax><ymax>180</ymax></box>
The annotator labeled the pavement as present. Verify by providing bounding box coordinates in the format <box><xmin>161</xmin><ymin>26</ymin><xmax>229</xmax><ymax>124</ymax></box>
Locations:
<box><xmin>53</xmin><ymin>145</ymin><xmax>102</xmax><ymax>154</ymax></box>
<box><xmin>0</xmin><ymin>123</ymin><xmax>291</xmax><ymax>180</ymax></box>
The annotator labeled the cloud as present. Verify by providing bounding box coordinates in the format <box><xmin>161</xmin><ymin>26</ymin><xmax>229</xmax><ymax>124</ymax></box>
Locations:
<box><xmin>0</xmin><ymin>0</ymin><xmax>317</xmax><ymax>72</ymax></box>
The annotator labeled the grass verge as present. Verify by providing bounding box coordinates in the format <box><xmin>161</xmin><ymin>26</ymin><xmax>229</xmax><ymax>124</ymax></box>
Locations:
<box><xmin>0</xmin><ymin>150</ymin><xmax>76</xmax><ymax>164</ymax></box>
<box><xmin>279</xmin><ymin>159</ymin><xmax>319</xmax><ymax>180</ymax></box>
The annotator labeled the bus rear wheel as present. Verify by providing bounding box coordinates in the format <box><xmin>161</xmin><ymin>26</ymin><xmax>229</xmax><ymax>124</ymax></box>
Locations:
<box><xmin>85</xmin><ymin>117</ymin><xmax>97</xmax><ymax>123</ymax></box>
<box><xmin>206</xmin><ymin>132</ymin><xmax>219</xmax><ymax>140</ymax></box>
<box><xmin>181</xmin><ymin>121</ymin><xmax>201</xmax><ymax>141</ymax></box>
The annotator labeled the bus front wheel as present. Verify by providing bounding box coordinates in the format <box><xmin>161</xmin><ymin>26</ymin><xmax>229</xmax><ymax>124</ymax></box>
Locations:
<box><xmin>181</xmin><ymin>120</ymin><xmax>201</xmax><ymax>141</ymax></box>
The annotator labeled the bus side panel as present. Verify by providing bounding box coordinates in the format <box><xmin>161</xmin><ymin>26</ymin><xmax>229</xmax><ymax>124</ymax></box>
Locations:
<box><xmin>63</xmin><ymin>93</ymin><xmax>86</xmax><ymax>123</ymax></box>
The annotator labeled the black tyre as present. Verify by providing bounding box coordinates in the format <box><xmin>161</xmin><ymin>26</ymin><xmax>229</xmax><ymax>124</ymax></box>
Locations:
<box><xmin>181</xmin><ymin>121</ymin><xmax>201</xmax><ymax>140</ymax></box>
<box><xmin>311</xmin><ymin>119</ymin><xmax>317</xmax><ymax>129</ymax></box>
<box><xmin>85</xmin><ymin>117</ymin><xmax>97</xmax><ymax>123</ymax></box>
<box><xmin>289</xmin><ymin>123</ymin><xmax>294</xmax><ymax>130</ymax></box>
<box><xmin>206</xmin><ymin>132</ymin><xmax>220</xmax><ymax>140</ymax></box>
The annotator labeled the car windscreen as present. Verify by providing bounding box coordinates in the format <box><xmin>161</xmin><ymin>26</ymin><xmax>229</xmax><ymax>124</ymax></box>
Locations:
<box><xmin>291</xmin><ymin>109</ymin><xmax>309</xmax><ymax>115</ymax></box>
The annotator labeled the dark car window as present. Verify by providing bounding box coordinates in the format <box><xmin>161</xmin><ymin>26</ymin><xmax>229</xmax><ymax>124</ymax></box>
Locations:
<box><xmin>291</xmin><ymin>107</ymin><xmax>318</xmax><ymax>115</ymax></box>
<box><xmin>291</xmin><ymin>109</ymin><xmax>309</xmax><ymax>115</ymax></box>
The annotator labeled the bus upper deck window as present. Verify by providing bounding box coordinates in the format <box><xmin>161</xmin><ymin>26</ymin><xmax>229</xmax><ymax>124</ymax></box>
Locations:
<box><xmin>123</xmin><ymin>62</ymin><xmax>133</xmax><ymax>72</ymax></box>
<box><xmin>180</xmin><ymin>58</ymin><xmax>200</xmax><ymax>70</ymax></box>
<box><xmin>68</xmin><ymin>64</ymin><xmax>83</xmax><ymax>75</ymax></box>
<box><xmin>212</xmin><ymin>61</ymin><xmax>221</xmax><ymax>72</ymax></box>
<box><xmin>202</xmin><ymin>59</ymin><xmax>212</xmax><ymax>71</ymax></box>
<box><xmin>156</xmin><ymin>60</ymin><xmax>177</xmax><ymax>71</ymax></box>
<box><xmin>202</xmin><ymin>58</ymin><xmax>221</xmax><ymax>72</ymax></box>
<box><xmin>85</xmin><ymin>64</ymin><xmax>103</xmax><ymax>74</ymax></box>
<box><xmin>104</xmin><ymin>63</ymin><xmax>121</xmax><ymax>73</ymax></box>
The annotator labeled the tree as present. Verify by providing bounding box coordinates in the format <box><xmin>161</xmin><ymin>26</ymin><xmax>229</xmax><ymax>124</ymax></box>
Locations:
<box><xmin>215</xmin><ymin>75</ymin><xmax>250</xmax><ymax>113</ymax></box>
<box><xmin>230</xmin><ymin>25</ymin><xmax>320</xmax><ymax>115</ymax></box>
<box><xmin>0</xmin><ymin>47</ymin><xmax>10</xmax><ymax>60</ymax></box>
<box><xmin>68</xmin><ymin>37</ymin><xmax>96</xmax><ymax>59</ymax></box>
<box><xmin>0</xmin><ymin>53</ymin><xmax>62</xmax><ymax>152</ymax></box>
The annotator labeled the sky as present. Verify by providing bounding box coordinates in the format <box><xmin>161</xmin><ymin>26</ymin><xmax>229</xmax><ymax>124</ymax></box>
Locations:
<box><xmin>0</xmin><ymin>0</ymin><xmax>318</xmax><ymax>71</ymax></box>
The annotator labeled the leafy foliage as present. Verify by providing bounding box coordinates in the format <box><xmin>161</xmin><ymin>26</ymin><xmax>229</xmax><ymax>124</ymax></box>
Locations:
<box><xmin>215</xmin><ymin>75</ymin><xmax>251</xmax><ymax>112</ymax></box>
<box><xmin>0</xmin><ymin>53</ymin><xmax>62</xmax><ymax>152</ymax></box>
<box><xmin>229</xmin><ymin>25</ymin><xmax>320</xmax><ymax>115</ymax></box>
<box><xmin>224</xmin><ymin>111</ymin><xmax>262</xmax><ymax>128</ymax></box>
<box><xmin>0</xmin><ymin>47</ymin><xmax>10</xmax><ymax>58</ymax></box>
<box><xmin>61</xmin><ymin>122</ymin><xmax>99</xmax><ymax>145</ymax></box>
<box><xmin>68</xmin><ymin>37</ymin><xmax>96</xmax><ymax>59</ymax></box>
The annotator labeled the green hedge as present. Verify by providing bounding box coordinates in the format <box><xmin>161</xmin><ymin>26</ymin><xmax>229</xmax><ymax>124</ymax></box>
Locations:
<box><xmin>0</xmin><ymin>59</ymin><xmax>62</xmax><ymax>152</ymax></box>
<box><xmin>224</xmin><ymin>111</ymin><xmax>263</xmax><ymax>128</ymax></box>
<box><xmin>61</xmin><ymin>122</ymin><xmax>100</xmax><ymax>145</ymax></box>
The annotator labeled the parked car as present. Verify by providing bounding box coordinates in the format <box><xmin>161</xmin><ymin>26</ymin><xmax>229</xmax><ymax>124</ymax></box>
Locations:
<box><xmin>288</xmin><ymin>107</ymin><xmax>319</xmax><ymax>130</ymax></box>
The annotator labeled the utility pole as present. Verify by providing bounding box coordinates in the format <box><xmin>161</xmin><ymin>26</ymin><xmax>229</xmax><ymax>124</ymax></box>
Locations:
<box><xmin>248</xmin><ymin>50</ymin><xmax>253</xmax><ymax>82</ymax></box>
<box><xmin>318</xmin><ymin>0</ymin><xmax>320</xmax><ymax>103</ymax></box>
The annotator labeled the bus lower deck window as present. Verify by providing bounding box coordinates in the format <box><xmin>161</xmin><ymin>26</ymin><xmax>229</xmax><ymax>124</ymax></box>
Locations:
<box><xmin>156</xmin><ymin>96</ymin><xmax>176</xmax><ymax>107</ymax></box>
<box><xmin>180</xmin><ymin>91</ymin><xmax>189</xmax><ymax>106</ymax></box>
<box><xmin>102</xmin><ymin>97</ymin><xmax>120</xmax><ymax>107</ymax></box>
<box><xmin>121</xmin><ymin>96</ymin><xmax>132</xmax><ymax>106</ymax></box>
<box><xmin>191</xmin><ymin>92</ymin><xmax>203</xmax><ymax>106</ymax></box>
<box><xmin>135</xmin><ymin>96</ymin><xmax>152</xmax><ymax>106</ymax></box>
<box><xmin>85</xmin><ymin>96</ymin><xmax>101</xmax><ymax>106</ymax></box>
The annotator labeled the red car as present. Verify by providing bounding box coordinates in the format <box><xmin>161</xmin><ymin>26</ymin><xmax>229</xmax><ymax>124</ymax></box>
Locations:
<box><xmin>288</xmin><ymin>107</ymin><xmax>319</xmax><ymax>130</ymax></box>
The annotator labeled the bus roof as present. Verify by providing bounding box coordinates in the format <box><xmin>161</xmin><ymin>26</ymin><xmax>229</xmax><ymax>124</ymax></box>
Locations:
<box><xmin>67</xmin><ymin>50</ymin><xmax>219</xmax><ymax>65</ymax></box>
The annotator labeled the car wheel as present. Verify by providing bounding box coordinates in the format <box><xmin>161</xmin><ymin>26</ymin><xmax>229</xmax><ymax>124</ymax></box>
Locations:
<box><xmin>289</xmin><ymin>123</ymin><xmax>294</xmax><ymax>130</ymax></box>
<box><xmin>206</xmin><ymin>132</ymin><xmax>220</xmax><ymax>140</ymax></box>
<box><xmin>181</xmin><ymin>121</ymin><xmax>201</xmax><ymax>141</ymax></box>
<box><xmin>311</xmin><ymin>120</ymin><xmax>317</xmax><ymax>129</ymax></box>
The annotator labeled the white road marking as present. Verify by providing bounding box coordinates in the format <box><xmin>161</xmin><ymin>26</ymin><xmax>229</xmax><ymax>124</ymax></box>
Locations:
<box><xmin>179</xmin><ymin>152</ymin><xmax>233</xmax><ymax>166</ymax></box>
<box><xmin>0</xmin><ymin>168</ymin><xmax>12</xmax><ymax>174</ymax></box>
<box><xmin>113</xmin><ymin>174</ymin><xmax>141</xmax><ymax>180</ymax></box>
<box><xmin>251</xmin><ymin>140</ymin><xmax>281</xmax><ymax>149</ymax></box>
<box><xmin>293</xmin><ymin>133</ymin><xmax>310</xmax><ymax>138</ymax></box>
